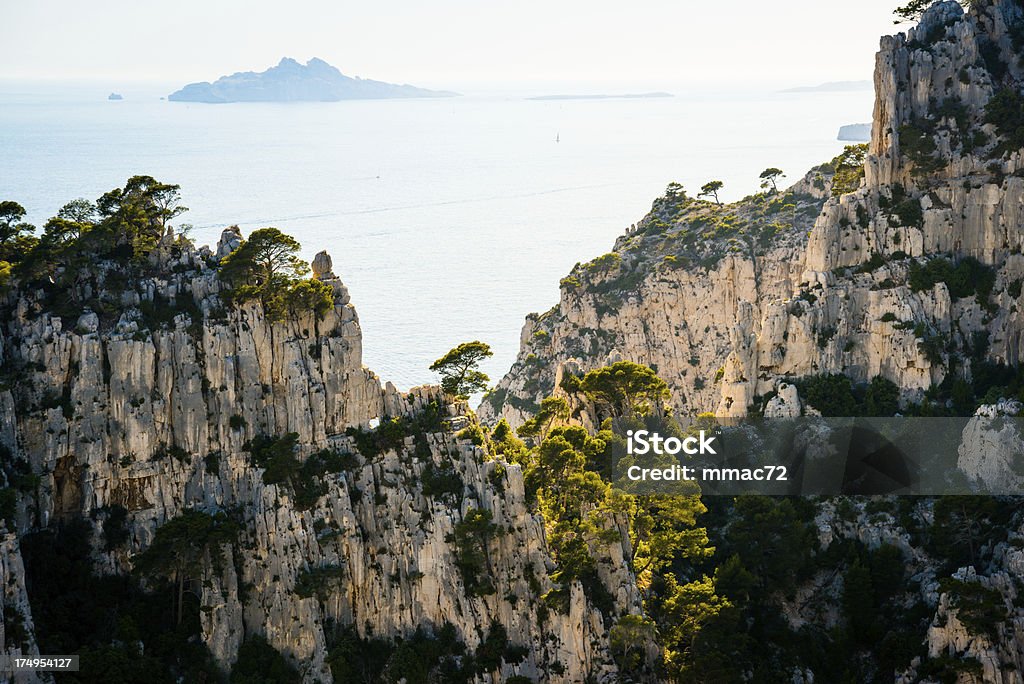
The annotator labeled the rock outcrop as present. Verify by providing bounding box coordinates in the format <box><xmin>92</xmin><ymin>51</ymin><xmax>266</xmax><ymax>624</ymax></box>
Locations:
<box><xmin>483</xmin><ymin>0</ymin><xmax>1024</xmax><ymax>426</ymax></box>
<box><xmin>479</xmin><ymin>2</ymin><xmax>1024</xmax><ymax>679</ymax></box>
<box><xmin>0</xmin><ymin>233</ymin><xmax>632</xmax><ymax>682</ymax></box>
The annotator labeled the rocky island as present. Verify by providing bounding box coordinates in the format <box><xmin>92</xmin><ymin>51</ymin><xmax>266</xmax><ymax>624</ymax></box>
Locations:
<box><xmin>3</xmin><ymin>1</ymin><xmax>1024</xmax><ymax>682</ymax></box>
<box><xmin>168</xmin><ymin>57</ymin><xmax>459</xmax><ymax>103</ymax></box>
<box><xmin>838</xmin><ymin>122</ymin><xmax>872</xmax><ymax>141</ymax></box>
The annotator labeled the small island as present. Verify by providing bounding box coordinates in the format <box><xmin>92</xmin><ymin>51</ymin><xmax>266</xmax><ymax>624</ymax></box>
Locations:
<box><xmin>168</xmin><ymin>57</ymin><xmax>459</xmax><ymax>103</ymax></box>
<box><xmin>838</xmin><ymin>123</ymin><xmax>872</xmax><ymax>141</ymax></box>
<box><xmin>107</xmin><ymin>92</ymin><xmax>123</xmax><ymax>101</ymax></box>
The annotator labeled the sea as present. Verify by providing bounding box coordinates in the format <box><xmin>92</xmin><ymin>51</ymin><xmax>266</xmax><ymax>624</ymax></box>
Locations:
<box><xmin>0</xmin><ymin>82</ymin><xmax>874</xmax><ymax>390</ymax></box>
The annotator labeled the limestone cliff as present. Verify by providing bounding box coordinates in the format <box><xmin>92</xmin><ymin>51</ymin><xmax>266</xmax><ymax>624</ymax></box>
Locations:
<box><xmin>480</xmin><ymin>0</ymin><xmax>1024</xmax><ymax>679</ymax></box>
<box><xmin>0</xmin><ymin>229</ymin><xmax>634</xmax><ymax>683</ymax></box>
<box><xmin>482</xmin><ymin>0</ymin><xmax>1024</xmax><ymax>423</ymax></box>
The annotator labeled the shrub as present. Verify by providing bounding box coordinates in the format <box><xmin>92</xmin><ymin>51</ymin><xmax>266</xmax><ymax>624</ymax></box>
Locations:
<box><xmin>284</xmin><ymin>278</ymin><xmax>335</xmax><ymax>318</ymax></box>
<box><xmin>937</xmin><ymin>579</ymin><xmax>1007</xmax><ymax>638</ymax></box>
<box><xmin>899</xmin><ymin>123</ymin><xmax>945</xmax><ymax>176</ymax></box>
<box><xmin>865</xmin><ymin>376</ymin><xmax>901</xmax><ymax>416</ymax></box>
<box><xmin>153</xmin><ymin>443</ymin><xmax>190</xmax><ymax>463</ymax></box>
<box><xmin>796</xmin><ymin>374</ymin><xmax>858</xmax><ymax>417</ymax></box>
<box><xmin>908</xmin><ymin>256</ymin><xmax>995</xmax><ymax>301</ymax></box>
<box><xmin>294</xmin><ymin>564</ymin><xmax>345</xmax><ymax>600</ymax></box>
<box><xmin>421</xmin><ymin>463</ymin><xmax>464</xmax><ymax>502</ymax></box>
<box><xmin>985</xmin><ymin>88</ymin><xmax>1024</xmax><ymax>155</ymax></box>
<box><xmin>230</xmin><ymin>635</ymin><xmax>300</xmax><ymax>684</ymax></box>
<box><xmin>102</xmin><ymin>505</ymin><xmax>130</xmax><ymax>551</ymax></box>
<box><xmin>450</xmin><ymin>508</ymin><xmax>498</xmax><ymax>596</ymax></box>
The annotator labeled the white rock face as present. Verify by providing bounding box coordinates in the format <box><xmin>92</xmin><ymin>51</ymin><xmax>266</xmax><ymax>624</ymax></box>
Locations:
<box><xmin>923</xmin><ymin>567</ymin><xmax>1024</xmax><ymax>684</ymax></box>
<box><xmin>216</xmin><ymin>226</ymin><xmax>243</xmax><ymax>259</ymax></box>
<box><xmin>0</xmin><ymin>234</ymin><xmax>633</xmax><ymax>683</ymax></box>
<box><xmin>764</xmin><ymin>382</ymin><xmax>802</xmax><ymax>418</ymax></box>
<box><xmin>482</xmin><ymin>0</ymin><xmax>1024</xmax><ymax>425</ymax></box>
<box><xmin>958</xmin><ymin>403</ymin><xmax>1024</xmax><ymax>492</ymax></box>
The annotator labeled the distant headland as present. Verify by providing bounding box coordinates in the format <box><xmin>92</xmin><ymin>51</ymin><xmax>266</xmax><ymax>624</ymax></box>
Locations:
<box><xmin>168</xmin><ymin>57</ymin><xmax>459</xmax><ymax>103</ymax></box>
<box><xmin>527</xmin><ymin>92</ymin><xmax>673</xmax><ymax>101</ymax></box>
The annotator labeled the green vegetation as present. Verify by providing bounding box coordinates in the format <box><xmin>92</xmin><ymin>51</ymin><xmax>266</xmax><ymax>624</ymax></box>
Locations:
<box><xmin>219</xmin><ymin>227</ymin><xmax>335</xmax><ymax>321</ymax></box>
<box><xmin>420</xmin><ymin>462</ymin><xmax>465</xmax><ymax>502</ymax></box>
<box><xmin>759</xmin><ymin>168</ymin><xmax>784</xmax><ymax>194</ymax></box>
<box><xmin>429</xmin><ymin>341</ymin><xmax>493</xmax><ymax>398</ymax></box>
<box><xmin>489</xmin><ymin>418</ymin><xmax>529</xmax><ymax>464</ymax></box>
<box><xmin>908</xmin><ymin>255</ymin><xmax>995</xmax><ymax>302</ymax></box>
<box><xmin>578</xmin><ymin>360</ymin><xmax>669</xmax><ymax>418</ymax></box>
<box><xmin>984</xmin><ymin>87</ymin><xmax>1024</xmax><ymax>156</ymax></box>
<box><xmin>609</xmin><ymin>614</ymin><xmax>657</xmax><ymax>674</ymax></box>
<box><xmin>449</xmin><ymin>508</ymin><xmax>499</xmax><ymax>596</ymax></box>
<box><xmin>791</xmin><ymin>374</ymin><xmax>902</xmax><ymax>417</ymax></box>
<box><xmin>0</xmin><ymin>201</ymin><xmax>37</xmax><ymax>270</ymax></box>
<box><xmin>344</xmin><ymin>400</ymin><xmax>445</xmax><ymax>459</ymax></box>
<box><xmin>0</xmin><ymin>178</ymin><xmax>336</xmax><ymax>329</ymax></box>
<box><xmin>325</xmin><ymin>621</ymin><xmax>523</xmax><ymax>683</ymax></box>
<box><xmin>0</xmin><ymin>445</ymin><xmax>40</xmax><ymax>528</ymax></box>
<box><xmin>21</xmin><ymin>518</ymin><xmax>222</xmax><ymax>683</ymax></box>
<box><xmin>937</xmin><ymin>578</ymin><xmax>1008</xmax><ymax>638</ymax></box>
<box><xmin>293</xmin><ymin>564</ymin><xmax>346</xmax><ymax>600</ymax></box>
<box><xmin>132</xmin><ymin>510</ymin><xmax>239</xmax><ymax>625</ymax></box>
<box><xmin>229</xmin><ymin>635</ymin><xmax>300</xmax><ymax>684</ymax></box>
<box><xmin>828</xmin><ymin>144</ymin><xmax>868</xmax><ymax>196</ymax></box>
<box><xmin>899</xmin><ymin>122</ymin><xmax>946</xmax><ymax>176</ymax></box>
<box><xmin>879</xmin><ymin>184</ymin><xmax>924</xmax><ymax>228</ymax></box>
<box><xmin>517</xmin><ymin>396</ymin><xmax>570</xmax><ymax>442</ymax></box>
<box><xmin>1</xmin><ymin>177</ymin><xmax>198</xmax><ymax>324</ymax></box>
<box><xmin>244</xmin><ymin>433</ymin><xmax>359</xmax><ymax>509</ymax></box>
<box><xmin>698</xmin><ymin>181</ymin><xmax>724</xmax><ymax>205</ymax></box>
<box><xmin>509</xmin><ymin>363</ymin><xmax>729</xmax><ymax>680</ymax></box>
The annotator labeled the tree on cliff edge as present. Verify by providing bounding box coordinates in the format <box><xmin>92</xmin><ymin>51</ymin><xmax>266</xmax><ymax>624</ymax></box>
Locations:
<box><xmin>430</xmin><ymin>341</ymin><xmax>493</xmax><ymax>398</ymax></box>
<box><xmin>0</xmin><ymin>201</ymin><xmax>37</xmax><ymax>265</ymax></box>
<box><xmin>698</xmin><ymin>181</ymin><xmax>724</xmax><ymax>205</ymax></box>
<box><xmin>759</xmin><ymin>168</ymin><xmax>784</xmax><ymax>194</ymax></box>
<box><xmin>219</xmin><ymin>227</ymin><xmax>334</xmax><ymax>320</ymax></box>
<box><xmin>220</xmin><ymin>227</ymin><xmax>309</xmax><ymax>286</ymax></box>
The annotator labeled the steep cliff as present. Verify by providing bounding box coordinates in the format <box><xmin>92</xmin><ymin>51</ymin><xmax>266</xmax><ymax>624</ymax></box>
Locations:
<box><xmin>480</xmin><ymin>0</ymin><xmax>1024</xmax><ymax>680</ymax></box>
<box><xmin>0</xmin><ymin>228</ymin><xmax>635</xmax><ymax>683</ymax></box>
<box><xmin>482</xmin><ymin>0</ymin><xmax>1024</xmax><ymax>425</ymax></box>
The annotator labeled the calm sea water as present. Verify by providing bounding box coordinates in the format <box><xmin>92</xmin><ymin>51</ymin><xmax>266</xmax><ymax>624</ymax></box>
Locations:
<box><xmin>0</xmin><ymin>83</ymin><xmax>872</xmax><ymax>389</ymax></box>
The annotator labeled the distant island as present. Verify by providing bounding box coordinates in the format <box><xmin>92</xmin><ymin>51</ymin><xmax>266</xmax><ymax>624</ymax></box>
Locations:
<box><xmin>838</xmin><ymin>123</ymin><xmax>872</xmax><ymax>141</ymax></box>
<box><xmin>527</xmin><ymin>92</ymin><xmax>673</xmax><ymax>101</ymax></box>
<box><xmin>781</xmin><ymin>80</ymin><xmax>872</xmax><ymax>93</ymax></box>
<box><xmin>168</xmin><ymin>57</ymin><xmax>459</xmax><ymax>103</ymax></box>
<box><xmin>107</xmin><ymin>92</ymin><xmax>123</xmax><ymax>101</ymax></box>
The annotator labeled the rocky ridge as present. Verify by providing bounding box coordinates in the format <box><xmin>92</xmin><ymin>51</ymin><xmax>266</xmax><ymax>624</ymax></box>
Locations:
<box><xmin>481</xmin><ymin>0</ymin><xmax>1024</xmax><ymax>679</ymax></box>
<box><xmin>482</xmin><ymin>0</ymin><xmax>1024</xmax><ymax>424</ymax></box>
<box><xmin>0</xmin><ymin>229</ymin><xmax>636</xmax><ymax>682</ymax></box>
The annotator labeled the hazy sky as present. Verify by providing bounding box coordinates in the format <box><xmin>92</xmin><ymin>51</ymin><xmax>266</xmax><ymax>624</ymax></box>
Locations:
<box><xmin>3</xmin><ymin>0</ymin><xmax>907</xmax><ymax>90</ymax></box>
